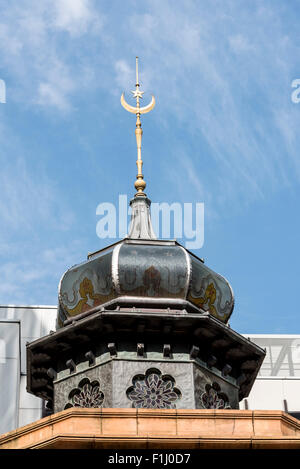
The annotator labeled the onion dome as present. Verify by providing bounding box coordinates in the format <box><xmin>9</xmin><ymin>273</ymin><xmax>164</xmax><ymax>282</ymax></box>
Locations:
<box><xmin>57</xmin><ymin>197</ymin><xmax>234</xmax><ymax>328</ymax></box>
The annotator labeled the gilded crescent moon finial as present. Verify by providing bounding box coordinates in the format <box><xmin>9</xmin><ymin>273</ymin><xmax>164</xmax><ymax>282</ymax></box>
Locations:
<box><xmin>120</xmin><ymin>57</ymin><xmax>155</xmax><ymax>198</ymax></box>
<box><xmin>120</xmin><ymin>93</ymin><xmax>156</xmax><ymax>114</ymax></box>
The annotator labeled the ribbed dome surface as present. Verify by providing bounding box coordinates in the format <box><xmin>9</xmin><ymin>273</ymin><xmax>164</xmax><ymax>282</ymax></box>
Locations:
<box><xmin>57</xmin><ymin>238</ymin><xmax>234</xmax><ymax>328</ymax></box>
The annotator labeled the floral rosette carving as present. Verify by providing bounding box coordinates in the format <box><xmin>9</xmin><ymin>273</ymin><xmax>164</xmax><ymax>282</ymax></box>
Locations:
<box><xmin>127</xmin><ymin>368</ymin><xmax>181</xmax><ymax>409</ymax></box>
<box><xmin>65</xmin><ymin>378</ymin><xmax>104</xmax><ymax>409</ymax></box>
<box><xmin>201</xmin><ymin>382</ymin><xmax>231</xmax><ymax>409</ymax></box>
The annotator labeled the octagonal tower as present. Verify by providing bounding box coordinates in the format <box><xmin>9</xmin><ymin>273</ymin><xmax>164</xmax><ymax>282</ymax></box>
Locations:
<box><xmin>27</xmin><ymin>58</ymin><xmax>265</xmax><ymax>415</ymax></box>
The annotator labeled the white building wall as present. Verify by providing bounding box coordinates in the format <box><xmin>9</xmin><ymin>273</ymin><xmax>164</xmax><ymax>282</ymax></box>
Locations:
<box><xmin>0</xmin><ymin>305</ymin><xmax>57</xmax><ymax>434</ymax></box>
<box><xmin>0</xmin><ymin>321</ymin><xmax>20</xmax><ymax>434</ymax></box>
<box><xmin>241</xmin><ymin>334</ymin><xmax>300</xmax><ymax>413</ymax></box>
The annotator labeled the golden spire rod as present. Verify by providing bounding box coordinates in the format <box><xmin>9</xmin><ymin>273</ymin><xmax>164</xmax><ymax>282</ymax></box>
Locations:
<box><xmin>121</xmin><ymin>57</ymin><xmax>155</xmax><ymax>197</ymax></box>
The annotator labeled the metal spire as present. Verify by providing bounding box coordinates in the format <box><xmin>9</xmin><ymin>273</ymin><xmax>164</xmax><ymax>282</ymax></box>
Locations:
<box><xmin>121</xmin><ymin>57</ymin><xmax>155</xmax><ymax>197</ymax></box>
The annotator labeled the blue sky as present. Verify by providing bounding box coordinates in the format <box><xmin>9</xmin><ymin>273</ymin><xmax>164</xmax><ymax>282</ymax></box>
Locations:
<box><xmin>0</xmin><ymin>0</ymin><xmax>299</xmax><ymax>333</ymax></box>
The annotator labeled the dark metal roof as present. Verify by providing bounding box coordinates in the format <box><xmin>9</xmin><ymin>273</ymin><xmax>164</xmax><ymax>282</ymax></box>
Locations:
<box><xmin>26</xmin><ymin>308</ymin><xmax>265</xmax><ymax>403</ymax></box>
<box><xmin>57</xmin><ymin>239</ymin><xmax>234</xmax><ymax>328</ymax></box>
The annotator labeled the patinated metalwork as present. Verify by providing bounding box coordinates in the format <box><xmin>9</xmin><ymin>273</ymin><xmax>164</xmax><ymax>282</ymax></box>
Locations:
<box><xmin>118</xmin><ymin>243</ymin><xmax>188</xmax><ymax>298</ymax></box>
<box><xmin>65</xmin><ymin>378</ymin><xmax>104</xmax><ymax>409</ymax></box>
<box><xmin>201</xmin><ymin>382</ymin><xmax>231</xmax><ymax>409</ymax></box>
<box><xmin>58</xmin><ymin>247</ymin><xmax>114</xmax><ymax>327</ymax></box>
<box><xmin>127</xmin><ymin>368</ymin><xmax>181</xmax><ymax>409</ymax></box>
<box><xmin>187</xmin><ymin>255</ymin><xmax>234</xmax><ymax>323</ymax></box>
<box><xmin>128</xmin><ymin>196</ymin><xmax>156</xmax><ymax>239</ymax></box>
<box><xmin>57</xmin><ymin>239</ymin><xmax>234</xmax><ymax>328</ymax></box>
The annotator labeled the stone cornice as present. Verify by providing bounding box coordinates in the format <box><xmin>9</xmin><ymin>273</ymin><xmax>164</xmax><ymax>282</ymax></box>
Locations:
<box><xmin>1</xmin><ymin>408</ymin><xmax>300</xmax><ymax>449</ymax></box>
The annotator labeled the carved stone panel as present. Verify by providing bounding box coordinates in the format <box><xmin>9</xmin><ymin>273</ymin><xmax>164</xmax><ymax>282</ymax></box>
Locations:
<box><xmin>53</xmin><ymin>356</ymin><xmax>239</xmax><ymax>412</ymax></box>
<box><xmin>65</xmin><ymin>377</ymin><xmax>104</xmax><ymax>409</ymax></box>
<box><xmin>193</xmin><ymin>365</ymin><xmax>239</xmax><ymax>409</ymax></box>
<box><xmin>53</xmin><ymin>361</ymin><xmax>113</xmax><ymax>413</ymax></box>
<box><xmin>111</xmin><ymin>360</ymin><xmax>193</xmax><ymax>409</ymax></box>
<box><xmin>126</xmin><ymin>368</ymin><xmax>181</xmax><ymax>409</ymax></box>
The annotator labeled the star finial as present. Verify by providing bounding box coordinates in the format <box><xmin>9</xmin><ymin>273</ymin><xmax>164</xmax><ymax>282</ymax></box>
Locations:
<box><xmin>131</xmin><ymin>89</ymin><xmax>144</xmax><ymax>99</ymax></box>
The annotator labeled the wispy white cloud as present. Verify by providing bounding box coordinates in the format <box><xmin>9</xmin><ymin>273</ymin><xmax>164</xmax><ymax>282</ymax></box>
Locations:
<box><xmin>0</xmin><ymin>138</ymin><xmax>75</xmax><ymax>234</ymax></box>
<box><xmin>0</xmin><ymin>0</ymin><xmax>103</xmax><ymax>111</ymax></box>
<box><xmin>1</xmin><ymin>0</ymin><xmax>299</xmax><ymax>202</ymax></box>
<box><xmin>52</xmin><ymin>0</ymin><xmax>102</xmax><ymax>36</ymax></box>
<box><xmin>37</xmin><ymin>82</ymin><xmax>71</xmax><ymax>111</ymax></box>
<box><xmin>0</xmin><ymin>0</ymin><xmax>299</xmax><ymax>307</ymax></box>
<box><xmin>228</xmin><ymin>34</ymin><xmax>254</xmax><ymax>53</ymax></box>
<box><xmin>36</xmin><ymin>57</ymin><xmax>76</xmax><ymax>111</ymax></box>
<box><xmin>117</xmin><ymin>0</ymin><xmax>300</xmax><ymax>209</ymax></box>
<box><xmin>114</xmin><ymin>60</ymin><xmax>134</xmax><ymax>92</ymax></box>
<box><xmin>0</xmin><ymin>241</ymin><xmax>84</xmax><ymax>304</ymax></box>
